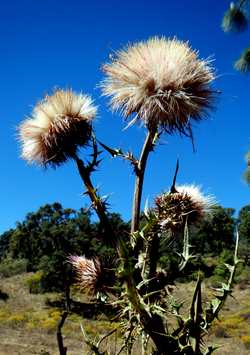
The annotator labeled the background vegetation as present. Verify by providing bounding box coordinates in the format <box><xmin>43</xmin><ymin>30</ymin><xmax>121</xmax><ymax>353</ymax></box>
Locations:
<box><xmin>0</xmin><ymin>202</ymin><xmax>249</xmax><ymax>354</ymax></box>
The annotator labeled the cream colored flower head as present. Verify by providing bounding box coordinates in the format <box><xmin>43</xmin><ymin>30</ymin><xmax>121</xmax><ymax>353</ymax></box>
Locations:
<box><xmin>101</xmin><ymin>37</ymin><xmax>215</xmax><ymax>134</ymax></box>
<box><xmin>155</xmin><ymin>184</ymin><xmax>215</xmax><ymax>231</ymax></box>
<box><xmin>69</xmin><ymin>255</ymin><xmax>102</xmax><ymax>294</ymax></box>
<box><xmin>19</xmin><ymin>89</ymin><xmax>97</xmax><ymax>167</ymax></box>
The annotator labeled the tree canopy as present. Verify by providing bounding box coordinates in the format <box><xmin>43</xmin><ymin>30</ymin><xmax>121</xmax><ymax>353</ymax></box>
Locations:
<box><xmin>0</xmin><ymin>203</ymin><xmax>128</xmax><ymax>291</ymax></box>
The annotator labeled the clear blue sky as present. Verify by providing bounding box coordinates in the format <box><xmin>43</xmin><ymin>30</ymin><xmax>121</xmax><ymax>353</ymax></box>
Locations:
<box><xmin>1</xmin><ymin>0</ymin><xmax>249</xmax><ymax>233</ymax></box>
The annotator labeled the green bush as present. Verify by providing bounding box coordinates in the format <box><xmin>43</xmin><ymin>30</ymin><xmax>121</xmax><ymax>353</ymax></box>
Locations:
<box><xmin>0</xmin><ymin>255</ymin><xmax>27</xmax><ymax>277</ymax></box>
<box><xmin>190</xmin><ymin>270</ymin><xmax>205</xmax><ymax>281</ymax></box>
<box><xmin>235</xmin><ymin>265</ymin><xmax>250</xmax><ymax>283</ymax></box>
<box><xmin>213</xmin><ymin>249</ymin><xmax>233</xmax><ymax>279</ymax></box>
<box><xmin>26</xmin><ymin>271</ymin><xmax>44</xmax><ymax>294</ymax></box>
<box><xmin>207</xmin><ymin>274</ymin><xmax>225</xmax><ymax>288</ymax></box>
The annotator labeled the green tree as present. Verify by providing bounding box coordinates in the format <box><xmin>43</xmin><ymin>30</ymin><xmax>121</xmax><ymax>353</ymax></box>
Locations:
<box><xmin>1</xmin><ymin>203</ymin><xmax>128</xmax><ymax>292</ymax></box>
<box><xmin>8</xmin><ymin>203</ymin><xmax>95</xmax><ymax>291</ymax></box>
<box><xmin>0</xmin><ymin>229</ymin><xmax>13</xmax><ymax>260</ymax></box>
<box><xmin>238</xmin><ymin>204</ymin><xmax>250</xmax><ymax>263</ymax></box>
<box><xmin>191</xmin><ymin>206</ymin><xmax>236</xmax><ymax>255</ymax></box>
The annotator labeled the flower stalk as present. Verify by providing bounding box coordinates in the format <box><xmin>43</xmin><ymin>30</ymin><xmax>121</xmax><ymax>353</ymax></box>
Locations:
<box><xmin>131</xmin><ymin>127</ymin><xmax>158</xmax><ymax>234</ymax></box>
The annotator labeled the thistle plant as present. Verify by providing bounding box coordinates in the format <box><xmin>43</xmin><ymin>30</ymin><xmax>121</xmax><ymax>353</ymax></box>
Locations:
<box><xmin>18</xmin><ymin>36</ymin><xmax>241</xmax><ymax>355</ymax></box>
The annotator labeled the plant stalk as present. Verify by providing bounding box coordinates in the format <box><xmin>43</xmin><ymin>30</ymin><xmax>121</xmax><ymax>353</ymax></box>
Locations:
<box><xmin>57</xmin><ymin>311</ymin><xmax>68</xmax><ymax>355</ymax></box>
<box><xmin>131</xmin><ymin>127</ymin><xmax>157</xmax><ymax>234</ymax></box>
<box><xmin>74</xmin><ymin>146</ymin><xmax>174</xmax><ymax>354</ymax></box>
<box><xmin>74</xmin><ymin>155</ymin><xmax>113</xmax><ymax>242</ymax></box>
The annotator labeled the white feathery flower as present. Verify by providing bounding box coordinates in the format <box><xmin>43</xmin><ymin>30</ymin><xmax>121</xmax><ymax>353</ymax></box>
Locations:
<box><xmin>19</xmin><ymin>89</ymin><xmax>97</xmax><ymax>167</ymax></box>
<box><xmin>101</xmin><ymin>37</ymin><xmax>215</xmax><ymax>134</ymax></box>
<box><xmin>175</xmin><ymin>185</ymin><xmax>215</xmax><ymax>213</ymax></box>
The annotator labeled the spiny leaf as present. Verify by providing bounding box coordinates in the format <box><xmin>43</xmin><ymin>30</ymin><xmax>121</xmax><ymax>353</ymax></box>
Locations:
<box><xmin>224</xmin><ymin>263</ymin><xmax>234</xmax><ymax>272</ymax></box>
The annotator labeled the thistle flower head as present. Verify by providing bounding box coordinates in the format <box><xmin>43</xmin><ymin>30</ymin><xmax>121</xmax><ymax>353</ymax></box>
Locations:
<box><xmin>101</xmin><ymin>37</ymin><xmax>215</xmax><ymax>134</ymax></box>
<box><xmin>154</xmin><ymin>185</ymin><xmax>215</xmax><ymax>231</ymax></box>
<box><xmin>69</xmin><ymin>255</ymin><xmax>104</xmax><ymax>294</ymax></box>
<box><xmin>222</xmin><ymin>2</ymin><xmax>248</xmax><ymax>33</ymax></box>
<box><xmin>235</xmin><ymin>48</ymin><xmax>250</xmax><ymax>72</ymax></box>
<box><xmin>19</xmin><ymin>90</ymin><xmax>97</xmax><ymax>167</ymax></box>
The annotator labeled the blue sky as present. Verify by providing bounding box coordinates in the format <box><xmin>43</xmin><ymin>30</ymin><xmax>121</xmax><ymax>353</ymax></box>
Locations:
<box><xmin>0</xmin><ymin>0</ymin><xmax>250</xmax><ymax>233</ymax></box>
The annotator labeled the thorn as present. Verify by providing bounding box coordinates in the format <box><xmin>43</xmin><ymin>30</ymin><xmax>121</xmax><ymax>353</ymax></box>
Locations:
<box><xmin>170</xmin><ymin>159</ymin><xmax>179</xmax><ymax>193</ymax></box>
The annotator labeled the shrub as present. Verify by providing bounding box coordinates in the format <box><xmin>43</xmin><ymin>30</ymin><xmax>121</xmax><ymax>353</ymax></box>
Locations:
<box><xmin>241</xmin><ymin>335</ymin><xmax>250</xmax><ymax>349</ymax></box>
<box><xmin>0</xmin><ymin>256</ymin><xmax>27</xmax><ymax>277</ymax></box>
<box><xmin>207</xmin><ymin>274</ymin><xmax>225</xmax><ymax>288</ymax></box>
<box><xmin>40</xmin><ymin>310</ymin><xmax>61</xmax><ymax>333</ymax></box>
<box><xmin>26</xmin><ymin>271</ymin><xmax>44</xmax><ymax>294</ymax></box>
<box><xmin>213</xmin><ymin>249</ymin><xmax>233</xmax><ymax>279</ymax></box>
<box><xmin>8</xmin><ymin>313</ymin><xmax>27</xmax><ymax>328</ymax></box>
<box><xmin>213</xmin><ymin>325</ymin><xmax>228</xmax><ymax>338</ymax></box>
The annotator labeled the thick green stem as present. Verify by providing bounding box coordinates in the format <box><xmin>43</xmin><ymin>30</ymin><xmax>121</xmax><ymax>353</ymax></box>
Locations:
<box><xmin>131</xmin><ymin>128</ymin><xmax>157</xmax><ymax>234</ymax></box>
<box><xmin>119</xmin><ymin>239</ymin><xmax>174</xmax><ymax>355</ymax></box>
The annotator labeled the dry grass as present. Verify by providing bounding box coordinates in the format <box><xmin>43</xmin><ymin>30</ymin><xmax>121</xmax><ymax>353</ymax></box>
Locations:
<box><xmin>170</xmin><ymin>280</ymin><xmax>250</xmax><ymax>355</ymax></box>
<box><xmin>0</xmin><ymin>273</ymin><xmax>249</xmax><ymax>354</ymax></box>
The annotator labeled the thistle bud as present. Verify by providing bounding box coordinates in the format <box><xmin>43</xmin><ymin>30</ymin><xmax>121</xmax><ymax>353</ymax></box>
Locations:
<box><xmin>155</xmin><ymin>185</ymin><xmax>215</xmax><ymax>232</ymax></box>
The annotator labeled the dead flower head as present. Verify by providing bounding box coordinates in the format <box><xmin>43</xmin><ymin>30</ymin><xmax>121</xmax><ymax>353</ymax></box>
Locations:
<box><xmin>69</xmin><ymin>255</ymin><xmax>103</xmax><ymax>294</ymax></box>
<box><xmin>101</xmin><ymin>37</ymin><xmax>215</xmax><ymax>134</ymax></box>
<box><xmin>155</xmin><ymin>185</ymin><xmax>215</xmax><ymax>232</ymax></box>
<box><xmin>19</xmin><ymin>89</ymin><xmax>97</xmax><ymax>167</ymax></box>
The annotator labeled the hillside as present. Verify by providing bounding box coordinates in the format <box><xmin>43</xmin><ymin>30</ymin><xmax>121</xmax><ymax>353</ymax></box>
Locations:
<box><xmin>0</xmin><ymin>273</ymin><xmax>250</xmax><ymax>355</ymax></box>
